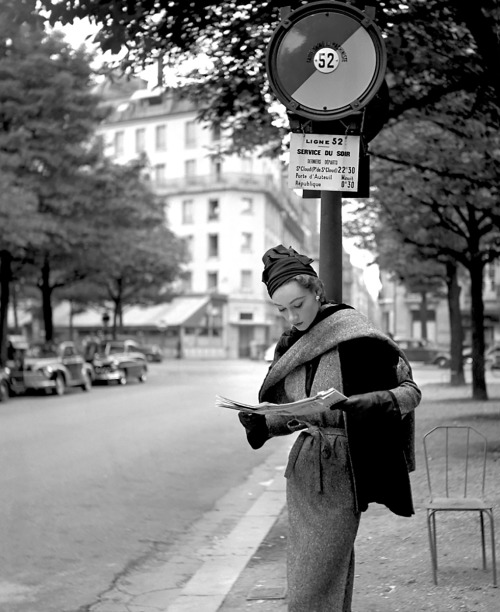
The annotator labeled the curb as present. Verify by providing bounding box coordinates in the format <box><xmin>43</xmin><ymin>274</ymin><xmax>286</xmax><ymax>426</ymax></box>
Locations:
<box><xmin>165</xmin><ymin>444</ymin><xmax>289</xmax><ymax>612</ymax></box>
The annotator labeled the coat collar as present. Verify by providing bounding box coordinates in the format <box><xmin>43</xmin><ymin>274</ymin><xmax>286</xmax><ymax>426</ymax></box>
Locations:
<box><xmin>260</xmin><ymin>308</ymin><xmax>396</xmax><ymax>398</ymax></box>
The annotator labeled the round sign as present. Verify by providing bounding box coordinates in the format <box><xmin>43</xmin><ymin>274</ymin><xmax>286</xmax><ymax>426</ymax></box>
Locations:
<box><xmin>266</xmin><ymin>1</ymin><xmax>387</xmax><ymax>121</ymax></box>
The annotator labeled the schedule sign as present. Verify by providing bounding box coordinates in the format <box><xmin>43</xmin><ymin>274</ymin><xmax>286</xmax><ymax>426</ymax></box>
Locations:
<box><xmin>288</xmin><ymin>133</ymin><xmax>360</xmax><ymax>192</ymax></box>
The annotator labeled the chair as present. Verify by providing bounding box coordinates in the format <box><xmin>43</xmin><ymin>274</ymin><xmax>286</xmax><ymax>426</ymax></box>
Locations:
<box><xmin>423</xmin><ymin>425</ymin><xmax>497</xmax><ymax>586</ymax></box>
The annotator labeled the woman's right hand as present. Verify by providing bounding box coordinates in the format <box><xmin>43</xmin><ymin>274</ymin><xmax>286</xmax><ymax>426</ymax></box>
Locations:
<box><xmin>238</xmin><ymin>411</ymin><xmax>269</xmax><ymax>449</ymax></box>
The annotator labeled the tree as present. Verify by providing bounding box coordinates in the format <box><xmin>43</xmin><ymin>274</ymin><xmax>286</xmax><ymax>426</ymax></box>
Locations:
<box><xmin>0</xmin><ymin>173</ymin><xmax>41</xmax><ymax>365</ymax></box>
<box><xmin>370</xmin><ymin>225</ymin><xmax>466</xmax><ymax>385</ymax></box>
<box><xmin>62</xmin><ymin>157</ymin><xmax>187</xmax><ymax>338</ymax></box>
<box><xmin>0</xmin><ymin>18</ymin><xmax>108</xmax><ymax>343</ymax></box>
<box><xmin>27</xmin><ymin>1</ymin><xmax>499</xmax><ymax>151</ymax></box>
<box><xmin>352</xmin><ymin>110</ymin><xmax>500</xmax><ymax>399</ymax></box>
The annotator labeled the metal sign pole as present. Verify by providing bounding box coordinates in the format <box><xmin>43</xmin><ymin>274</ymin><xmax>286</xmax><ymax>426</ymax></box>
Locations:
<box><xmin>266</xmin><ymin>1</ymin><xmax>387</xmax><ymax>305</ymax></box>
<box><xmin>320</xmin><ymin>191</ymin><xmax>343</xmax><ymax>303</ymax></box>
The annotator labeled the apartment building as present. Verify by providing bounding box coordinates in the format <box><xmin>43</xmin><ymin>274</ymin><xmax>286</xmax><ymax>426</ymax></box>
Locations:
<box><xmin>95</xmin><ymin>81</ymin><xmax>319</xmax><ymax>358</ymax></box>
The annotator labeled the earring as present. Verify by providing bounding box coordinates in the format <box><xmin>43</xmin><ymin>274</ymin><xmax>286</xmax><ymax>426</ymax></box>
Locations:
<box><xmin>315</xmin><ymin>295</ymin><xmax>320</xmax><ymax>301</ymax></box>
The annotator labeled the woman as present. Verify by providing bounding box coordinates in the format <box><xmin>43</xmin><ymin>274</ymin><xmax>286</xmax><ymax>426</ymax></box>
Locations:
<box><xmin>239</xmin><ymin>245</ymin><xmax>421</xmax><ymax>612</ymax></box>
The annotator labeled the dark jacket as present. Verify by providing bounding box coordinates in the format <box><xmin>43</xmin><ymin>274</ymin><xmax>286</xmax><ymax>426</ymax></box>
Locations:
<box><xmin>256</xmin><ymin>304</ymin><xmax>420</xmax><ymax>517</ymax></box>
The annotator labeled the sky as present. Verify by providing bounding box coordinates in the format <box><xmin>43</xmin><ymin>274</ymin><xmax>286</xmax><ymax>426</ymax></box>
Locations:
<box><xmin>59</xmin><ymin>18</ymin><xmax>382</xmax><ymax>300</ymax></box>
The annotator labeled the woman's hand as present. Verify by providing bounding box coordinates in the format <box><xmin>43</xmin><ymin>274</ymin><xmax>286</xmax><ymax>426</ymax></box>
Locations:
<box><xmin>338</xmin><ymin>390</ymin><xmax>399</xmax><ymax>419</ymax></box>
<box><xmin>238</xmin><ymin>411</ymin><xmax>269</xmax><ymax>449</ymax></box>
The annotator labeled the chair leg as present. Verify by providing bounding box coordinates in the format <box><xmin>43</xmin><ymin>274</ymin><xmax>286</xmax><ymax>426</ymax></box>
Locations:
<box><xmin>485</xmin><ymin>510</ymin><xmax>497</xmax><ymax>587</ymax></box>
<box><xmin>427</xmin><ymin>510</ymin><xmax>438</xmax><ymax>584</ymax></box>
<box><xmin>480</xmin><ymin>511</ymin><xmax>487</xmax><ymax>570</ymax></box>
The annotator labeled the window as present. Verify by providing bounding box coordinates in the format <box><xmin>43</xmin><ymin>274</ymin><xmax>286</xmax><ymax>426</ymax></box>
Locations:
<box><xmin>208</xmin><ymin>234</ymin><xmax>219</xmax><ymax>258</ymax></box>
<box><xmin>241</xmin><ymin>270</ymin><xmax>253</xmax><ymax>292</ymax></box>
<box><xmin>239</xmin><ymin>312</ymin><xmax>253</xmax><ymax>321</ymax></box>
<box><xmin>185</xmin><ymin>159</ymin><xmax>197</xmax><ymax>177</ymax></box>
<box><xmin>182</xmin><ymin>199</ymin><xmax>194</xmax><ymax>224</ymax></box>
<box><xmin>154</xmin><ymin>164</ymin><xmax>166</xmax><ymax>185</ymax></box>
<box><xmin>181</xmin><ymin>271</ymin><xmax>192</xmax><ymax>292</ymax></box>
<box><xmin>208</xmin><ymin>199</ymin><xmax>220</xmax><ymax>221</ymax></box>
<box><xmin>242</xmin><ymin>157</ymin><xmax>253</xmax><ymax>174</ymax></box>
<box><xmin>114</xmin><ymin>131</ymin><xmax>124</xmax><ymax>156</ymax></box>
<box><xmin>241</xmin><ymin>197</ymin><xmax>253</xmax><ymax>214</ymax></box>
<box><xmin>185</xmin><ymin>120</ymin><xmax>197</xmax><ymax>148</ymax></box>
<box><xmin>155</xmin><ymin>124</ymin><xmax>166</xmax><ymax>151</ymax></box>
<box><xmin>211</xmin><ymin>157</ymin><xmax>222</xmax><ymax>179</ymax></box>
<box><xmin>241</xmin><ymin>232</ymin><xmax>253</xmax><ymax>253</ymax></box>
<box><xmin>211</xmin><ymin>123</ymin><xmax>221</xmax><ymax>142</ymax></box>
<box><xmin>183</xmin><ymin>235</ymin><xmax>194</xmax><ymax>260</ymax></box>
<box><xmin>207</xmin><ymin>272</ymin><xmax>218</xmax><ymax>292</ymax></box>
<box><xmin>135</xmin><ymin>128</ymin><xmax>146</xmax><ymax>153</ymax></box>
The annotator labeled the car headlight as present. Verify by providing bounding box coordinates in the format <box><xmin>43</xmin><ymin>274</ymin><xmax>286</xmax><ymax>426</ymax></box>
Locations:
<box><xmin>41</xmin><ymin>366</ymin><xmax>54</xmax><ymax>378</ymax></box>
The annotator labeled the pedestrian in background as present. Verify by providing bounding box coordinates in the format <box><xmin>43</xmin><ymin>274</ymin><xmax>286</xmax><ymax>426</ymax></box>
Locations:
<box><xmin>238</xmin><ymin>244</ymin><xmax>421</xmax><ymax>612</ymax></box>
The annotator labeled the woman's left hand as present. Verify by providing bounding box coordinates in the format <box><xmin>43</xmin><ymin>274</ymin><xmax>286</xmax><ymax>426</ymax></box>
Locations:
<box><xmin>338</xmin><ymin>390</ymin><xmax>398</xmax><ymax>418</ymax></box>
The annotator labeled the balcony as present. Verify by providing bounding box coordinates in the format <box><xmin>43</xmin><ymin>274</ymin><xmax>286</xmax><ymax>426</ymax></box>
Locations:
<box><xmin>155</xmin><ymin>172</ymin><xmax>276</xmax><ymax>195</ymax></box>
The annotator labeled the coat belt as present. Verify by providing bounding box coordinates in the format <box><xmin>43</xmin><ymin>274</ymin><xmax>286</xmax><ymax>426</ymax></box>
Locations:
<box><xmin>285</xmin><ymin>426</ymin><xmax>346</xmax><ymax>494</ymax></box>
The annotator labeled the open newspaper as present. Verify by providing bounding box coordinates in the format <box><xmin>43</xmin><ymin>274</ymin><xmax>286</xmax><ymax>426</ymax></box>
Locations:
<box><xmin>215</xmin><ymin>387</ymin><xmax>347</xmax><ymax>418</ymax></box>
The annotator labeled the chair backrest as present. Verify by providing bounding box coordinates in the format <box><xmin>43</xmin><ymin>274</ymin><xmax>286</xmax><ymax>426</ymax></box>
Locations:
<box><xmin>423</xmin><ymin>426</ymin><xmax>488</xmax><ymax>501</ymax></box>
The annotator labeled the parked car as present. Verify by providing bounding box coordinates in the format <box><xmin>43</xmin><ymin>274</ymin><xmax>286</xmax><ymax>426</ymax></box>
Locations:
<box><xmin>84</xmin><ymin>339</ymin><xmax>148</xmax><ymax>385</ymax></box>
<box><xmin>435</xmin><ymin>345</ymin><xmax>473</xmax><ymax>368</ymax></box>
<box><xmin>135</xmin><ymin>344</ymin><xmax>163</xmax><ymax>363</ymax></box>
<box><xmin>7</xmin><ymin>341</ymin><xmax>93</xmax><ymax>396</ymax></box>
<box><xmin>485</xmin><ymin>344</ymin><xmax>500</xmax><ymax>370</ymax></box>
<box><xmin>264</xmin><ymin>342</ymin><xmax>278</xmax><ymax>362</ymax></box>
<box><xmin>393</xmin><ymin>337</ymin><xmax>450</xmax><ymax>367</ymax></box>
<box><xmin>0</xmin><ymin>367</ymin><xmax>10</xmax><ymax>402</ymax></box>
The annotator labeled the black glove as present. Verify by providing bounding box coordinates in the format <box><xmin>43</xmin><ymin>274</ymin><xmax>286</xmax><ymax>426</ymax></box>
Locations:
<box><xmin>338</xmin><ymin>390</ymin><xmax>399</xmax><ymax>421</ymax></box>
<box><xmin>238</xmin><ymin>411</ymin><xmax>269</xmax><ymax>449</ymax></box>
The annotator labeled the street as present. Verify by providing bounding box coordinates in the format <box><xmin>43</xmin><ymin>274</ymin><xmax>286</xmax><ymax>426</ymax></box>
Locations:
<box><xmin>0</xmin><ymin>359</ymin><xmax>276</xmax><ymax>612</ymax></box>
<box><xmin>0</xmin><ymin>360</ymin><xmax>470</xmax><ymax>611</ymax></box>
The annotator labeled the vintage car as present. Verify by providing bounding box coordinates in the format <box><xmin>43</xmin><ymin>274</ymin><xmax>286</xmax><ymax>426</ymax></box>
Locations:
<box><xmin>135</xmin><ymin>343</ymin><xmax>164</xmax><ymax>363</ymax></box>
<box><xmin>7</xmin><ymin>341</ymin><xmax>93</xmax><ymax>396</ymax></box>
<box><xmin>84</xmin><ymin>339</ymin><xmax>148</xmax><ymax>385</ymax></box>
<box><xmin>0</xmin><ymin>367</ymin><xmax>10</xmax><ymax>402</ymax></box>
<box><xmin>393</xmin><ymin>337</ymin><xmax>452</xmax><ymax>368</ymax></box>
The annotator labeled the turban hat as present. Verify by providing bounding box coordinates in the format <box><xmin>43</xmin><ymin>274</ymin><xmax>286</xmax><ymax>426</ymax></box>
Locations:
<box><xmin>262</xmin><ymin>245</ymin><xmax>317</xmax><ymax>297</ymax></box>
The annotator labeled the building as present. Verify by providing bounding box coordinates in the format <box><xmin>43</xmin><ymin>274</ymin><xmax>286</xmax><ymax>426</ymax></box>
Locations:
<box><xmin>93</xmin><ymin>82</ymin><xmax>319</xmax><ymax>358</ymax></box>
<box><xmin>378</xmin><ymin>260</ymin><xmax>500</xmax><ymax>349</ymax></box>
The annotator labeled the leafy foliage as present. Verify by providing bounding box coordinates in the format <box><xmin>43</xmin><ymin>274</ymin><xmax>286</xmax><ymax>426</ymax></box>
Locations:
<box><xmin>25</xmin><ymin>0</ymin><xmax>499</xmax><ymax>152</ymax></box>
<box><xmin>71</xmin><ymin>157</ymin><xmax>187</xmax><ymax>333</ymax></box>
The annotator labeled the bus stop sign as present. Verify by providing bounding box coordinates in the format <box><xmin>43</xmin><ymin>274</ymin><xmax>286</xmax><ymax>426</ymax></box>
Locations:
<box><xmin>266</xmin><ymin>1</ymin><xmax>387</xmax><ymax>121</ymax></box>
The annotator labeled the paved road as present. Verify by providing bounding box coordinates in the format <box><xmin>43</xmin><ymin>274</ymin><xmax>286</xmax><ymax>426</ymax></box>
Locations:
<box><xmin>0</xmin><ymin>359</ymin><xmax>273</xmax><ymax>612</ymax></box>
<box><xmin>0</xmin><ymin>359</ymin><xmax>479</xmax><ymax>612</ymax></box>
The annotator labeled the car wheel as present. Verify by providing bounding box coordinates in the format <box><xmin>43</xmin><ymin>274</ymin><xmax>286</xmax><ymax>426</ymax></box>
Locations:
<box><xmin>118</xmin><ymin>370</ymin><xmax>127</xmax><ymax>385</ymax></box>
<box><xmin>139</xmin><ymin>368</ymin><xmax>147</xmax><ymax>383</ymax></box>
<box><xmin>53</xmin><ymin>374</ymin><xmax>65</xmax><ymax>396</ymax></box>
<box><xmin>0</xmin><ymin>381</ymin><xmax>9</xmax><ymax>402</ymax></box>
<box><xmin>81</xmin><ymin>372</ymin><xmax>92</xmax><ymax>392</ymax></box>
<box><xmin>435</xmin><ymin>357</ymin><xmax>448</xmax><ymax>369</ymax></box>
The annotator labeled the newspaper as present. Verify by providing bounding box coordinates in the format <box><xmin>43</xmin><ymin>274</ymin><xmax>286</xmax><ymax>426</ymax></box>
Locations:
<box><xmin>215</xmin><ymin>387</ymin><xmax>347</xmax><ymax>417</ymax></box>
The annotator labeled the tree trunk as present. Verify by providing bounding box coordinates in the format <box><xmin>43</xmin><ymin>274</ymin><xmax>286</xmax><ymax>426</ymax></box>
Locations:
<box><xmin>0</xmin><ymin>251</ymin><xmax>12</xmax><ymax>366</ymax></box>
<box><xmin>41</xmin><ymin>256</ymin><xmax>54</xmax><ymax>342</ymax></box>
<box><xmin>419</xmin><ymin>291</ymin><xmax>428</xmax><ymax>339</ymax></box>
<box><xmin>446</xmin><ymin>260</ymin><xmax>465</xmax><ymax>386</ymax></box>
<box><xmin>469</xmin><ymin>257</ymin><xmax>487</xmax><ymax>399</ymax></box>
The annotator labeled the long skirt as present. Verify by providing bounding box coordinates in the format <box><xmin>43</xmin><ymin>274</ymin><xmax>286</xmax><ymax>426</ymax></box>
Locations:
<box><xmin>285</xmin><ymin>427</ymin><xmax>360</xmax><ymax>612</ymax></box>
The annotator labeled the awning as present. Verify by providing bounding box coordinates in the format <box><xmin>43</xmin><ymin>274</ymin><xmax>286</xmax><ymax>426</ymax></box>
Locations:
<box><xmin>52</xmin><ymin>297</ymin><xmax>211</xmax><ymax>330</ymax></box>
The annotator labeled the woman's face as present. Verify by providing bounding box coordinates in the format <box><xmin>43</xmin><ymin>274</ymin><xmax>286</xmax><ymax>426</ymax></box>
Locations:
<box><xmin>271</xmin><ymin>280</ymin><xmax>320</xmax><ymax>331</ymax></box>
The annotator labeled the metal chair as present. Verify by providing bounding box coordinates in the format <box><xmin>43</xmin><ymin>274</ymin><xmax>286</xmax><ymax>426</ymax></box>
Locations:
<box><xmin>423</xmin><ymin>425</ymin><xmax>497</xmax><ymax>586</ymax></box>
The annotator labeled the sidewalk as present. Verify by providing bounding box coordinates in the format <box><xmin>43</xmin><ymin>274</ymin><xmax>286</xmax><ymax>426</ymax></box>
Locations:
<box><xmin>216</xmin><ymin>381</ymin><xmax>500</xmax><ymax>612</ymax></box>
<box><xmin>90</xmin><ymin>380</ymin><xmax>500</xmax><ymax>611</ymax></box>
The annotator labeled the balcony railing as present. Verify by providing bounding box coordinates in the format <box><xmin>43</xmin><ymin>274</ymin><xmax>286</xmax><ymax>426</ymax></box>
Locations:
<box><xmin>154</xmin><ymin>172</ymin><xmax>305</xmax><ymax>230</ymax></box>
<box><xmin>155</xmin><ymin>172</ymin><xmax>276</xmax><ymax>194</ymax></box>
